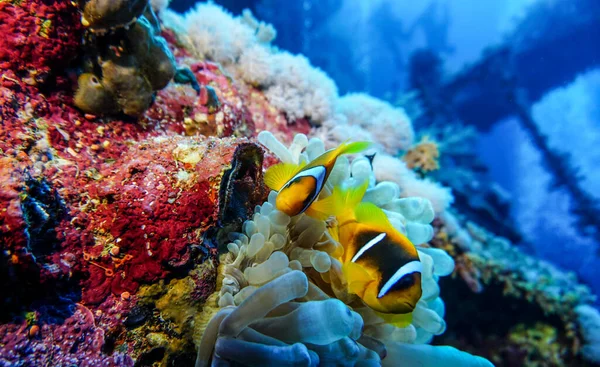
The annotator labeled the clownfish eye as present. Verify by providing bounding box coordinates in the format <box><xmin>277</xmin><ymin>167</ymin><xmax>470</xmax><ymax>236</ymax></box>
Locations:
<box><xmin>90</xmin><ymin>76</ymin><xmax>100</xmax><ymax>85</ymax></box>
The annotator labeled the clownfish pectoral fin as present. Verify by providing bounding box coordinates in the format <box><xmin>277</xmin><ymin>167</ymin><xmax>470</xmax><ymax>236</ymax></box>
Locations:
<box><xmin>342</xmin><ymin>261</ymin><xmax>374</xmax><ymax>298</ymax></box>
<box><xmin>264</xmin><ymin>162</ymin><xmax>302</xmax><ymax>191</ymax></box>
<box><xmin>306</xmin><ymin>180</ymin><xmax>369</xmax><ymax>221</ymax></box>
<box><xmin>305</xmin><ymin>204</ymin><xmax>332</xmax><ymax>221</ymax></box>
<box><xmin>305</xmin><ymin>188</ymin><xmax>342</xmax><ymax>220</ymax></box>
<box><xmin>374</xmin><ymin>310</ymin><xmax>413</xmax><ymax>328</ymax></box>
<box><xmin>354</xmin><ymin>202</ymin><xmax>394</xmax><ymax>230</ymax></box>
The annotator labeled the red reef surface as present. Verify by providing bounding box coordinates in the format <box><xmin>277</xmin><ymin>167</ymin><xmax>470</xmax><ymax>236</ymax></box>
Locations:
<box><xmin>0</xmin><ymin>0</ymin><xmax>82</xmax><ymax>84</ymax></box>
<box><xmin>52</xmin><ymin>135</ymin><xmax>245</xmax><ymax>304</ymax></box>
<box><xmin>0</xmin><ymin>2</ymin><xmax>313</xmax><ymax>364</ymax></box>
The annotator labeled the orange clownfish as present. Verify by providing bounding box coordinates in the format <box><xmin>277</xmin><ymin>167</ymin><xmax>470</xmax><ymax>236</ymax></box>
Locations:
<box><xmin>311</xmin><ymin>182</ymin><xmax>422</xmax><ymax>326</ymax></box>
<box><xmin>263</xmin><ymin>141</ymin><xmax>370</xmax><ymax>218</ymax></box>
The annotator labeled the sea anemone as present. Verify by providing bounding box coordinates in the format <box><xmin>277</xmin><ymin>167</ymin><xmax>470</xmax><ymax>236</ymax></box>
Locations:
<box><xmin>194</xmin><ymin>133</ymin><xmax>492</xmax><ymax>366</ymax></box>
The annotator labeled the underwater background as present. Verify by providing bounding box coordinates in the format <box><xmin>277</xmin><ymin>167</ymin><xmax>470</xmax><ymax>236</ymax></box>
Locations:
<box><xmin>0</xmin><ymin>0</ymin><xmax>599</xmax><ymax>366</ymax></box>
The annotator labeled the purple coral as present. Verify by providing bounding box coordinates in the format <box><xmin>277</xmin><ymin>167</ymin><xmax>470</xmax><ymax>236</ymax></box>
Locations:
<box><xmin>0</xmin><ymin>302</ymin><xmax>133</xmax><ymax>367</ymax></box>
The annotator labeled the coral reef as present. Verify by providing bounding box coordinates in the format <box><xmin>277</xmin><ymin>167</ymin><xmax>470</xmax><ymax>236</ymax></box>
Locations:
<box><xmin>162</xmin><ymin>4</ymin><xmax>341</xmax><ymax>127</ymax></box>
<box><xmin>0</xmin><ymin>1</ymin><xmax>596</xmax><ymax>366</ymax></box>
<box><xmin>0</xmin><ymin>0</ymin><xmax>83</xmax><ymax>84</ymax></box>
<box><xmin>431</xmin><ymin>214</ymin><xmax>600</xmax><ymax>366</ymax></box>
<box><xmin>0</xmin><ymin>299</ymin><xmax>133</xmax><ymax>366</ymax></box>
<box><xmin>0</xmin><ymin>4</ymin><xmax>294</xmax><ymax>363</ymax></box>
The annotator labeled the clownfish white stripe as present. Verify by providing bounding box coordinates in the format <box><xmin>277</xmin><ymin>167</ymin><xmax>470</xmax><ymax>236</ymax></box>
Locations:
<box><xmin>282</xmin><ymin>165</ymin><xmax>327</xmax><ymax>212</ymax></box>
<box><xmin>377</xmin><ymin>261</ymin><xmax>423</xmax><ymax>298</ymax></box>
<box><xmin>352</xmin><ymin>233</ymin><xmax>386</xmax><ymax>263</ymax></box>
<box><xmin>293</xmin><ymin>165</ymin><xmax>326</xmax><ymax>189</ymax></box>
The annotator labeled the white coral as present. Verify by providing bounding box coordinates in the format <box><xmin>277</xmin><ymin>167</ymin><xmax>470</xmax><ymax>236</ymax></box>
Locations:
<box><xmin>240</xmin><ymin>9</ymin><xmax>277</xmax><ymax>44</ymax></box>
<box><xmin>168</xmin><ymin>4</ymin><xmax>336</xmax><ymax>126</ymax></box>
<box><xmin>575</xmin><ymin>305</ymin><xmax>600</xmax><ymax>363</ymax></box>
<box><xmin>333</xmin><ymin>93</ymin><xmax>415</xmax><ymax>154</ymax></box>
<box><xmin>237</xmin><ymin>45</ymin><xmax>275</xmax><ymax>86</ymax></box>
<box><xmin>263</xmin><ymin>52</ymin><xmax>338</xmax><ymax>126</ymax></box>
<box><xmin>177</xmin><ymin>3</ymin><xmax>263</xmax><ymax>64</ymax></box>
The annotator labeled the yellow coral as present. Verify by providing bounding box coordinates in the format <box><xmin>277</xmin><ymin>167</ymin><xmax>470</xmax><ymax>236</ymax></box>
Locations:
<box><xmin>193</xmin><ymin>260</ymin><xmax>224</xmax><ymax>347</ymax></box>
<box><xmin>403</xmin><ymin>136</ymin><xmax>440</xmax><ymax>172</ymax></box>
<box><xmin>508</xmin><ymin>323</ymin><xmax>566</xmax><ymax>367</ymax></box>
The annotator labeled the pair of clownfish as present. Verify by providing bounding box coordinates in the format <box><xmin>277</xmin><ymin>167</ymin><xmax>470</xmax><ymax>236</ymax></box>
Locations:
<box><xmin>264</xmin><ymin>141</ymin><xmax>422</xmax><ymax>326</ymax></box>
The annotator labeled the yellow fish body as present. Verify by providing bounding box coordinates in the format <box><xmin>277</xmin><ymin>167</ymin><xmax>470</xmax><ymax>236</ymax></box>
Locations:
<box><xmin>313</xmin><ymin>183</ymin><xmax>423</xmax><ymax>326</ymax></box>
<box><xmin>264</xmin><ymin>141</ymin><xmax>370</xmax><ymax>217</ymax></box>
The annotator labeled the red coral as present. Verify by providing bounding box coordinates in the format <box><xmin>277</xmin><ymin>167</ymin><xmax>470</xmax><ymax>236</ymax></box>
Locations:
<box><xmin>0</xmin><ymin>0</ymin><xmax>82</xmax><ymax>83</ymax></box>
<box><xmin>0</xmin><ymin>157</ymin><xmax>27</xmax><ymax>255</ymax></box>
<box><xmin>145</xmin><ymin>60</ymin><xmax>256</xmax><ymax>138</ymax></box>
<box><xmin>51</xmin><ymin>136</ymin><xmax>242</xmax><ymax>304</ymax></box>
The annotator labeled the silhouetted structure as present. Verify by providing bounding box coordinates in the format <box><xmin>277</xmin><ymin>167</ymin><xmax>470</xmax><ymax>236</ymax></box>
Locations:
<box><xmin>410</xmin><ymin>0</ymin><xmax>600</xmax><ymax>250</ymax></box>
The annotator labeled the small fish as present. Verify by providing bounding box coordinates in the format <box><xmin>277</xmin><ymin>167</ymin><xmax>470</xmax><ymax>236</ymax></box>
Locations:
<box><xmin>263</xmin><ymin>141</ymin><xmax>370</xmax><ymax>217</ymax></box>
<box><xmin>313</xmin><ymin>182</ymin><xmax>422</xmax><ymax>326</ymax></box>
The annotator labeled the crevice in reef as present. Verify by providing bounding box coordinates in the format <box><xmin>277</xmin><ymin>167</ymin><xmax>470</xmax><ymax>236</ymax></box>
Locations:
<box><xmin>437</xmin><ymin>276</ymin><xmax>590</xmax><ymax>366</ymax></box>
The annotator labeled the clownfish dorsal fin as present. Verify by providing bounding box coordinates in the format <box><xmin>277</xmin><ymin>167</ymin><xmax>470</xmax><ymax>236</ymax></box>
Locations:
<box><xmin>335</xmin><ymin>140</ymin><xmax>372</xmax><ymax>156</ymax></box>
<box><xmin>307</xmin><ymin>180</ymin><xmax>369</xmax><ymax>222</ymax></box>
<box><xmin>374</xmin><ymin>310</ymin><xmax>413</xmax><ymax>328</ymax></box>
<box><xmin>264</xmin><ymin>162</ymin><xmax>302</xmax><ymax>191</ymax></box>
<box><xmin>310</xmin><ymin>141</ymin><xmax>371</xmax><ymax>168</ymax></box>
<box><xmin>354</xmin><ymin>202</ymin><xmax>394</xmax><ymax>231</ymax></box>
